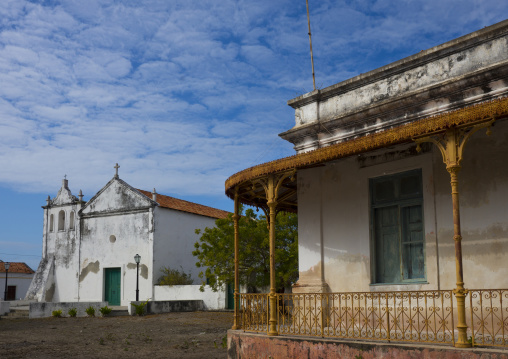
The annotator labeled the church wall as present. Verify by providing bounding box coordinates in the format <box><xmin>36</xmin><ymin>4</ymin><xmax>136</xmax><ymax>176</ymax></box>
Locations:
<box><xmin>295</xmin><ymin>120</ymin><xmax>508</xmax><ymax>293</ymax></box>
<box><xmin>78</xmin><ymin>210</ymin><xmax>153</xmax><ymax>306</ymax></box>
<box><xmin>43</xmin><ymin>203</ymin><xmax>81</xmax><ymax>302</ymax></box>
<box><xmin>152</xmin><ymin>207</ymin><xmax>218</xmax><ymax>287</ymax></box>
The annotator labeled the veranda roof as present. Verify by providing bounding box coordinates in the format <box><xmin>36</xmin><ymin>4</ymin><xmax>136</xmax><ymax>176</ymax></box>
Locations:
<box><xmin>225</xmin><ymin>96</ymin><xmax>508</xmax><ymax>211</ymax></box>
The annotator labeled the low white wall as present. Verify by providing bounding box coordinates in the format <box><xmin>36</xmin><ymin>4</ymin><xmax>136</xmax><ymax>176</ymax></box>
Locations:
<box><xmin>0</xmin><ymin>301</ymin><xmax>10</xmax><ymax>315</ymax></box>
<box><xmin>29</xmin><ymin>301</ymin><xmax>108</xmax><ymax>318</ymax></box>
<box><xmin>153</xmin><ymin>285</ymin><xmax>226</xmax><ymax>310</ymax></box>
<box><xmin>0</xmin><ymin>273</ymin><xmax>34</xmax><ymax>301</ymax></box>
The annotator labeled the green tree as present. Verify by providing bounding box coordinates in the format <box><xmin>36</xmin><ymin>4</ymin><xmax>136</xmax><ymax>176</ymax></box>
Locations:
<box><xmin>157</xmin><ymin>266</ymin><xmax>194</xmax><ymax>285</ymax></box>
<box><xmin>193</xmin><ymin>207</ymin><xmax>298</xmax><ymax>292</ymax></box>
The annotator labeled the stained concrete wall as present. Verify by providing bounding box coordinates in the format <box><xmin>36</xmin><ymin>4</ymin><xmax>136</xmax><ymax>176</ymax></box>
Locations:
<box><xmin>295</xmin><ymin>120</ymin><xmax>508</xmax><ymax>293</ymax></box>
<box><xmin>154</xmin><ymin>284</ymin><xmax>226</xmax><ymax>310</ymax></box>
<box><xmin>0</xmin><ymin>301</ymin><xmax>9</xmax><ymax>315</ymax></box>
<box><xmin>228</xmin><ymin>331</ymin><xmax>508</xmax><ymax>359</ymax></box>
<box><xmin>152</xmin><ymin>207</ymin><xmax>218</xmax><ymax>285</ymax></box>
<box><xmin>29</xmin><ymin>301</ymin><xmax>108</xmax><ymax>318</ymax></box>
<box><xmin>128</xmin><ymin>300</ymin><xmax>205</xmax><ymax>315</ymax></box>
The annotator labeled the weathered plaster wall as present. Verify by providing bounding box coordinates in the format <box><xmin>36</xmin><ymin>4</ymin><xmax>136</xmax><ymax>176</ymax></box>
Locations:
<box><xmin>79</xmin><ymin>210</ymin><xmax>153</xmax><ymax>305</ymax></box>
<box><xmin>294</xmin><ymin>34</ymin><xmax>507</xmax><ymax>126</ymax></box>
<box><xmin>296</xmin><ymin>120</ymin><xmax>508</xmax><ymax>293</ymax></box>
<box><xmin>40</xmin><ymin>201</ymin><xmax>81</xmax><ymax>302</ymax></box>
<box><xmin>296</xmin><ymin>148</ymin><xmax>437</xmax><ymax>293</ymax></box>
<box><xmin>25</xmin><ymin>256</ymin><xmax>54</xmax><ymax>301</ymax></box>
<box><xmin>152</xmin><ymin>207</ymin><xmax>217</xmax><ymax>285</ymax></box>
<box><xmin>433</xmin><ymin>119</ymin><xmax>508</xmax><ymax>290</ymax></box>
<box><xmin>283</xmin><ymin>21</ymin><xmax>508</xmax><ymax>153</ymax></box>
<box><xmin>76</xmin><ymin>179</ymin><xmax>156</xmax><ymax>305</ymax></box>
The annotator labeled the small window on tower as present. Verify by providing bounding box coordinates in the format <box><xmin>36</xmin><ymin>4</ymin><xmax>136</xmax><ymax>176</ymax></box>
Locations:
<box><xmin>58</xmin><ymin>210</ymin><xmax>65</xmax><ymax>231</ymax></box>
<box><xmin>69</xmin><ymin>212</ymin><xmax>75</xmax><ymax>230</ymax></box>
<box><xmin>49</xmin><ymin>214</ymin><xmax>54</xmax><ymax>232</ymax></box>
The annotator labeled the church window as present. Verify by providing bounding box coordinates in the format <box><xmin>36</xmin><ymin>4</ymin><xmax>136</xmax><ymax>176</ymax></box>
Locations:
<box><xmin>69</xmin><ymin>212</ymin><xmax>75</xmax><ymax>230</ymax></box>
<box><xmin>49</xmin><ymin>214</ymin><xmax>54</xmax><ymax>232</ymax></box>
<box><xmin>370</xmin><ymin>169</ymin><xmax>425</xmax><ymax>284</ymax></box>
<box><xmin>58</xmin><ymin>210</ymin><xmax>65</xmax><ymax>231</ymax></box>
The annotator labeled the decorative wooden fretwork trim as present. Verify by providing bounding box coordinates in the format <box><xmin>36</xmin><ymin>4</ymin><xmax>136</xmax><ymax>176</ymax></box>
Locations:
<box><xmin>226</xmin><ymin>97</ymin><xmax>508</xmax><ymax>198</ymax></box>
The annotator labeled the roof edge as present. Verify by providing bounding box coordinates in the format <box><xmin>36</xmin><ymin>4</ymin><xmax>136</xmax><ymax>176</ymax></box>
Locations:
<box><xmin>288</xmin><ymin>19</ymin><xmax>508</xmax><ymax>109</ymax></box>
<box><xmin>227</xmin><ymin>96</ymin><xmax>508</xmax><ymax>197</ymax></box>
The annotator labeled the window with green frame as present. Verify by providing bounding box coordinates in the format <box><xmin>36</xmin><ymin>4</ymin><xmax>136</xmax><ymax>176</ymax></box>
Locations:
<box><xmin>370</xmin><ymin>169</ymin><xmax>425</xmax><ymax>284</ymax></box>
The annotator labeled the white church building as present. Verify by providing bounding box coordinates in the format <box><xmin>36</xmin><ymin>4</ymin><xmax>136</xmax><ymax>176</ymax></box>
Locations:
<box><xmin>26</xmin><ymin>166</ymin><xmax>229</xmax><ymax>306</ymax></box>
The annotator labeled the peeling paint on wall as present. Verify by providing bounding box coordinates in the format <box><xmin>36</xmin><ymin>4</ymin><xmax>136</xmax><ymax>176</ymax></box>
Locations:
<box><xmin>79</xmin><ymin>260</ymin><xmax>100</xmax><ymax>282</ymax></box>
<box><xmin>140</xmin><ymin>264</ymin><xmax>148</xmax><ymax>279</ymax></box>
<box><xmin>127</xmin><ymin>263</ymin><xmax>149</xmax><ymax>279</ymax></box>
<box><xmin>45</xmin><ymin>283</ymin><xmax>55</xmax><ymax>302</ymax></box>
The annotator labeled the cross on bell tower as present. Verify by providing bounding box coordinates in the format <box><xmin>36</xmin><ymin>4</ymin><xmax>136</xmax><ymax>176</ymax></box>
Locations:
<box><xmin>114</xmin><ymin>163</ymin><xmax>120</xmax><ymax>179</ymax></box>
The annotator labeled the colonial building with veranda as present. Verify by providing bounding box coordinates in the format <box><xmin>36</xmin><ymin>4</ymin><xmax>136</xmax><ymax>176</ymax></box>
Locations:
<box><xmin>26</xmin><ymin>166</ymin><xmax>228</xmax><ymax>307</ymax></box>
<box><xmin>226</xmin><ymin>20</ymin><xmax>508</xmax><ymax>355</ymax></box>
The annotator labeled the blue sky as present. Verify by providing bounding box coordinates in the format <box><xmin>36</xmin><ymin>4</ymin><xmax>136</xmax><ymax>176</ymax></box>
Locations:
<box><xmin>0</xmin><ymin>0</ymin><xmax>506</xmax><ymax>271</ymax></box>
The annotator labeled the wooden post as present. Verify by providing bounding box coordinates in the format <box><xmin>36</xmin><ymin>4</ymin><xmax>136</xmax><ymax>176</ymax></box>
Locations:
<box><xmin>232</xmin><ymin>190</ymin><xmax>241</xmax><ymax>330</ymax></box>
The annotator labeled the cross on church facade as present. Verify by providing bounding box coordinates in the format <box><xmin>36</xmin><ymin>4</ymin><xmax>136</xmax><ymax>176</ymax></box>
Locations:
<box><xmin>114</xmin><ymin>163</ymin><xmax>120</xmax><ymax>178</ymax></box>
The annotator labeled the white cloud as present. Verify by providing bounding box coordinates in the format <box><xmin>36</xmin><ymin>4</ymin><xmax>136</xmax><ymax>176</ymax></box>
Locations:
<box><xmin>0</xmin><ymin>0</ymin><xmax>506</xmax><ymax>201</ymax></box>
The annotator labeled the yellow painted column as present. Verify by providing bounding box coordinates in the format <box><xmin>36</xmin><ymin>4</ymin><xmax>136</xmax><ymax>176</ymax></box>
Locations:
<box><xmin>416</xmin><ymin>123</ymin><xmax>493</xmax><ymax>348</ymax></box>
<box><xmin>447</xmin><ymin>163</ymin><xmax>469</xmax><ymax>347</ymax></box>
<box><xmin>267</xmin><ymin>176</ymin><xmax>279</xmax><ymax>336</ymax></box>
<box><xmin>232</xmin><ymin>190</ymin><xmax>241</xmax><ymax>330</ymax></box>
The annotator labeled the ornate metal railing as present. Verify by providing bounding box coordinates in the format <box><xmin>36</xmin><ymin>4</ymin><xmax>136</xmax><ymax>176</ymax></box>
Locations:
<box><xmin>276</xmin><ymin>291</ymin><xmax>455</xmax><ymax>344</ymax></box>
<box><xmin>238</xmin><ymin>290</ymin><xmax>508</xmax><ymax>348</ymax></box>
<box><xmin>239</xmin><ymin>293</ymin><xmax>269</xmax><ymax>333</ymax></box>
<box><xmin>468</xmin><ymin>289</ymin><xmax>508</xmax><ymax>347</ymax></box>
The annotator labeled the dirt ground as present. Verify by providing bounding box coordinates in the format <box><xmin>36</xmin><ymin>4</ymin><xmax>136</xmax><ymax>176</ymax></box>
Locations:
<box><xmin>0</xmin><ymin>311</ymin><xmax>233</xmax><ymax>359</ymax></box>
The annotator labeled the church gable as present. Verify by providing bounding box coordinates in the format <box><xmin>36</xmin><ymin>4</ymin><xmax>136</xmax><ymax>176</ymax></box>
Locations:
<box><xmin>80</xmin><ymin>178</ymin><xmax>155</xmax><ymax>215</ymax></box>
<box><xmin>52</xmin><ymin>179</ymin><xmax>78</xmax><ymax>206</ymax></box>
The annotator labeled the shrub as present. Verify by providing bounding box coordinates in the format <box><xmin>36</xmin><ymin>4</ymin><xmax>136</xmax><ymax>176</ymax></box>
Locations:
<box><xmin>131</xmin><ymin>299</ymin><xmax>149</xmax><ymax>316</ymax></box>
<box><xmin>52</xmin><ymin>309</ymin><xmax>63</xmax><ymax>318</ymax></box>
<box><xmin>99</xmin><ymin>306</ymin><xmax>112</xmax><ymax>317</ymax></box>
<box><xmin>157</xmin><ymin>266</ymin><xmax>193</xmax><ymax>285</ymax></box>
<box><xmin>85</xmin><ymin>306</ymin><xmax>95</xmax><ymax>317</ymax></box>
<box><xmin>68</xmin><ymin>308</ymin><xmax>77</xmax><ymax>317</ymax></box>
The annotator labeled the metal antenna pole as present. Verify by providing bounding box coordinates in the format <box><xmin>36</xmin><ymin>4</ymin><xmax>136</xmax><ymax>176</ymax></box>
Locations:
<box><xmin>306</xmin><ymin>0</ymin><xmax>316</xmax><ymax>90</ymax></box>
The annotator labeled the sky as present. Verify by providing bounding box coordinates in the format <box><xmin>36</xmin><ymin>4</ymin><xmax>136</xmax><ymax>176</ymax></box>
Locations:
<box><xmin>0</xmin><ymin>0</ymin><xmax>506</xmax><ymax>271</ymax></box>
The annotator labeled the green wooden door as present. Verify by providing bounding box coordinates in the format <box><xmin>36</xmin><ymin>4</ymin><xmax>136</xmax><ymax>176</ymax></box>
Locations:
<box><xmin>374</xmin><ymin>205</ymin><xmax>400</xmax><ymax>283</ymax></box>
<box><xmin>105</xmin><ymin>268</ymin><xmax>121</xmax><ymax>306</ymax></box>
<box><xmin>401</xmin><ymin>205</ymin><xmax>424</xmax><ymax>279</ymax></box>
<box><xmin>227</xmin><ymin>283</ymin><xmax>234</xmax><ymax>310</ymax></box>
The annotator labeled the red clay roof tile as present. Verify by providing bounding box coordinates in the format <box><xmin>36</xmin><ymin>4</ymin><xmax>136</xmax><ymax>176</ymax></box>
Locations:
<box><xmin>137</xmin><ymin>189</ymin><xmax>229</xmax><ymax>219</ymax></box>
<box><xmin>0</xmin><ymin>261</ymin><xmax>35</xmax><ymax>274</ymax></box>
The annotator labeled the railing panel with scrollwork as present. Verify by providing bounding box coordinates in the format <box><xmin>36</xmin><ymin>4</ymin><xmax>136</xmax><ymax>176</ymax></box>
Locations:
<box><xmin>239</xmin><ymin>293</ymin><xmax>268</xmax><ymax>333</ymax></box>
<box><xmin>275</xmin><ymin>291</ymin><xmax>454</xmax><ymax>344</ymax></box>
<box><xmin>468</xmin><ymin>289</ymin><xmax>508</xmax><ymax>347</ymax></box>
<box><xmin>238</xmin><ymin>290</ymin><xmax>508</xmax><ymax>348</ymax></box>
